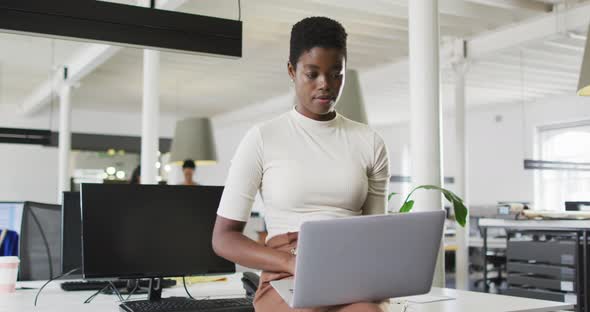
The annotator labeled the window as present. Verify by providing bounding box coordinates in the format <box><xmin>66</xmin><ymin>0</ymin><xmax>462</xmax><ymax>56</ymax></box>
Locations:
<box><xmin>536</xmin><ymin>123</ymin><xmax>590</xmax><ymax>211</ymax></box>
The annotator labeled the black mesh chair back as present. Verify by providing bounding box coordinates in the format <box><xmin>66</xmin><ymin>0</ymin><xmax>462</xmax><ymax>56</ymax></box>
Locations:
<box><xmin>19</xmin><ymin>201</ymin><xmax>61</xmax><ymax>281</ymax></box>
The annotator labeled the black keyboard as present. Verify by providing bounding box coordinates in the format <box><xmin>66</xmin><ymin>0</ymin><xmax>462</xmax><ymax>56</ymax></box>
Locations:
<box><xmin>61</xmin><ymin>279</ymin><xmax>176</xmax><ymax>292</ymax></box>
<box><xmin>119</xmin><ymin>297</ymin><xmax>254</xmax><ymax>312</ymax></box>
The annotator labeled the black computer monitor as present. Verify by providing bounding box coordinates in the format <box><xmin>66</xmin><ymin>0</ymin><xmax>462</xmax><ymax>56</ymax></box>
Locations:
<box><xmin>61</xmin><ymin>191</ymin><xmax>82</xmax><ymax>275</ymax></box>
<box><xmin>80</xmin><ymin>184</ymin><xmax>234</xmax><ymax>279</ymax></box>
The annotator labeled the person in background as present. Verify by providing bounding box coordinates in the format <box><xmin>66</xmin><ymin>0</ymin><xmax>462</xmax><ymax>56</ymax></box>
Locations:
<box><xmin>182</xmin><ymin>159</ymin><xmax>197</xmax><ymax>186</ymax></box>
<box><xmin>130</xmin><ymin>166</ymin><xmax>141</xmax><ymax>184</ymax></box>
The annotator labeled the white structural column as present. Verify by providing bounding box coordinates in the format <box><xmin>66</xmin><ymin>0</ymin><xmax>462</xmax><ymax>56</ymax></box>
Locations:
<box><xmin>140</xmin><ymin>49</ymin><xmax>160</xmax><ymax>185</ymax></box>
<box><xmin>57</xmin><ymin>78</ymin><xmax>72</xmax><ymax>203</ymax></box>
<box><xmin>453</xmin><ymin>60</ymin><xmax>470</xmax><ymax>290</ymax></box>
<box><xmin>408</xmin><ymin>0</ymin><xmax>445</xmax><ymax>287</ymax></box>
<box><xmin>139</xmin><ymin>0</ymin><xmax>160</xmax><ymax>185</ymax></box>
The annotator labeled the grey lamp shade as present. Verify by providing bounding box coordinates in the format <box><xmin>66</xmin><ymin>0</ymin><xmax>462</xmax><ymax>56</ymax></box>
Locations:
<box><xmin>337</xmin><ymin>69</ymin><xmax>368</xmax><ymax>124</ymax></box>
<box><xmin>578</xmin><ymin>23</ymin><xmax>590</xmax><ymax>96</ymax></box>
<box><xmin>169</xmin><ymin>117</ymin><xmax>217</xmax><ymax>165</ymax></box>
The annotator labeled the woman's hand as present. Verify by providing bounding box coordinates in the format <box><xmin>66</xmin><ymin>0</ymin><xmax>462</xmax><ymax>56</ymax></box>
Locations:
<box><xmin>213</xmin><ymin>216</ymin><xmax>300</xmax><ymax>274</ymax></box>
<box><xmin>285</xmin><ymin>253</ymin><xmax>296</xmax><ymax>275</ymax></box>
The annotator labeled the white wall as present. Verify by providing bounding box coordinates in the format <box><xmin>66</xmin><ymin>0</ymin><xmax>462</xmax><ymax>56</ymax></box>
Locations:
<box><xmin>3</xmin><ymin>84</ymin><xmax>590</xmax><ymax>209</ymax></box>
<box><xmin>194</xmin><ymin>92</ymin><xmax>590</xmax><ymax>213</ymax></box>
<box><xmin>466</xmin><ymin>103</ymin><xmax>533</xmax><ymax>205</ymax></box>
<box><xmin>196</xmin><ymin>92</ymin><xmax>295</xmax><ymax>212</ymax></box>
<box><xmin>0</xmin><ymin>106</ymin><xmax>178</xmax><ymax>137</ymax></box>
<box><xmin>376</xmin><ymin>105</ymin><xmax>531</xmax><ymax>208</ymax></box>
<box><xmin>197</xmin><ymin>92</ymin><xmax>295</xmax><ymax>185</ymax></box>
<box><xmin>374</xmin><ymin>94</ymin><xmax>590</xmax><ymax>208</ymax></box>
<box><xmin>0</xmin><ymin>143</ymin><xmax>58</xmax><ymax>203</ymax></box>
<box><xmin>467</xmin><ymin>95</ymin><xmax>590</xmax><ymax>206</ymax></box>
<box><xmin>373</xmin><ymin>117</ymin><xmax>458</xmax><ymax>211</ymax></box>
<box><xmin>0</xmin><ymin>106</ymin><xmax>178</xmax><ymax>203</ymax></box>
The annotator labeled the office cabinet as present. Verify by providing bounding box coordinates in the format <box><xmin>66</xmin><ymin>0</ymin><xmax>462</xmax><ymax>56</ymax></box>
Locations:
<box><xmin>507</xmin><ymin>262</ymin><xmax>575</xmax><ymax>280</ymax></box>
<box><xmin>507</xmin><ymin>240</ymin><xmax>576</xmax><ymax>265</ymax></box>
<box><xmin>505</xmin><ymin>235</ymin><xmax>589</xmax><ymax>312</ymax></box>
<box><xmin>505</xmin><ymin>287</ymin><xmax>576</xmax><ymax>303</ymax></box>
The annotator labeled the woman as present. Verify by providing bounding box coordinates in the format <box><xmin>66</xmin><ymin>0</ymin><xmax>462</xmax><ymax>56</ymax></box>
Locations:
<box><xmin>182</xmin><ymin>159</ymin><xmax>197</xmax><ymax>186</ymax></box>
<box><xmin>212</xmin><ymin>17</ymin><xmax>389</xmax><ymax>312</ymax></box>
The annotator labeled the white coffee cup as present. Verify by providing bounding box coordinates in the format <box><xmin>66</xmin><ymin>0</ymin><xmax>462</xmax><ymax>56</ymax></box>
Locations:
<box><xmin>0</xmin><ymin>256</ymin><xmax>20</xmax><ymax>293</ymax></box>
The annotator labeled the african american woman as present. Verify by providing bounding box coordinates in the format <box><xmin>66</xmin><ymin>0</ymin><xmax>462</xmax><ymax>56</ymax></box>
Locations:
<box><xmin>212</xmin><ymin>17</ymin><xmax>390</xmax><ymax>312</ymax></box>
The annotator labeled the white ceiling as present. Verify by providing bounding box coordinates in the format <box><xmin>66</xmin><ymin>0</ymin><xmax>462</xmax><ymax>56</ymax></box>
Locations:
<box><xmin>0</xmin><ymin>0</ymin><xmax>587</xmax><ymax>123</ymax></box>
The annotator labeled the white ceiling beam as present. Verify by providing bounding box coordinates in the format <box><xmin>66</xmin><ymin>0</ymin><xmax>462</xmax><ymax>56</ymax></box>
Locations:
<box><xmin>20</xmin><ymin>44</ymin><xmax>121</xmax><ymax>115</ymax></box>
<box><xmin>517</xmin><ymin>47</ymin><xmax>583</xmax><ymax>63</ymax></box>
<box><xmin>543</xmin><ymin>40</ymin><xmax>585</xmax><ymax>52</ymax></box>
<box><xmin>257</xmin><ymin>0</ymin><xmax>516</xmax><ymax>31</ymax></box>
<box><xmin>465</xmin><ymin>69</ymin><xmax>576</xmax><ymax>88</ymax></box>
<box><xmin>473</xmin><ymin>61</ymin><xmax>580</xmax><ymax>79</ymax></box>
<box><xmin>465</xmin><ymin>0</ymin><xmax>552</xmax><ymax>12</ymax></box>
<box><xmin>18</xmin><ymin>0</ymin><xmax>188</xmax><ymax>116</ymax></box>
<box><xmin>355</xmin><ymin>3</ymin><xmax>587</xmax><ymax>110</ymax></box>
<box><xmin>568</xmin><ymin>32</ymin><xmax>588</xmax><ymax>41</ymax></box>
<box><xmin>467</xmin><ymin>73</ymin><xmax>577</xmax><ymax>90</ymax></box>
<box><xmin>467</xmin><ymin>80</ymin><xmax>572</xmax><ymax>95</ymax></box>
<box><xmin>466</xmin><ymin>2</ymin><xmax>590</xmax><ymax>59</ymax></box>
<box><xmin>490</xmin><ymin>54</ymin><xmax>580</xmax><ymax>72</ymax></box>
<box><xmin>245</xmin><ymin>17</ymin><xmax>409</xmax><ymax>43</ymax></box>
<box><xmin>438</xmin><ymin>0</ymin><xmax>535</xmax><ymax>20</ymax></box>
<box><xmin>329</xmin><ymin>0</ymin><xmax>526</xmax><ymax>24</ymax></box>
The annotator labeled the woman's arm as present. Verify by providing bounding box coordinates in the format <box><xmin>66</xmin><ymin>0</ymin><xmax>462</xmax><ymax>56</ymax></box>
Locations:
<box><xmin>212</xmin><ymin>126</ymin><xmax>295</xmax><ymax>273</ymax></box>
<box><xmin>362</xmin><ymin>132</ymin><xmax>390</xmax><ymax>215</ymax></box>
<box><xmin>212</xmin><ymin>215</ymin><xmax>295</xmax><ymax>274</ymax></box>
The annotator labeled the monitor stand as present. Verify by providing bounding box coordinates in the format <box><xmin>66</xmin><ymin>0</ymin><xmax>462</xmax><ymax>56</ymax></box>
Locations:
<box><xmin>147</xmin><ymin>277</ymin><xmax>163</xmax><ymax>301</ymax></box>
<box><xmin>118</xmin><ymin>276</ymin><xmax>254</xmax><ymax>312</ymax></box>
<box><xmin>119</xmin><ymin>277</ymin><xmax>196</xmax><ymax>311</ymax></box>
<box><xmin>121</xmin><ymin>279</ymin><xmax>148</xmax><ymax>295</ymax></box>
<box><xmin>101</xmin><ymin>278</ymin><xmax>175</xmax><ymax>296</ymax></box>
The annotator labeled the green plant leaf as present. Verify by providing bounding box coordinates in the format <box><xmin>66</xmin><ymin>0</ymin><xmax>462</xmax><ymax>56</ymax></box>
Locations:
<box><xmin>420</xmin><ymin>185</ymin><xmax>448</xmax><ymax>194</ymax></box>
<box><xmin>439</xmin><ymin>189</ymin><xmax>468</xmax><ymax>227</ymax></box>
<box><xmin>452</xmin><ymin>199</ymin><xmax>468</xmax><ymax>227</ymax></box>
<box><xmin>387</xmin><ymin>192</ymin><xmax>398</xmax><ymax>201</ymax></box>
<box><xmin>443</xmin><ymin>192</ymin><xmax>454</xmax><ymax>204</ymax></box>
<box><xmin>395</xmin><ymin>184</ymin><xmax>468</xmax><ymax>227</ymax></box>
<box><xmin>442</xmin><ymin>190</ymin><xmax>462</xmax><ymax>205</ymax></box>
<box><xmin>399</xmin><ymin>200</ymin><xmax>415</xmax><ymax>213</ymax></box>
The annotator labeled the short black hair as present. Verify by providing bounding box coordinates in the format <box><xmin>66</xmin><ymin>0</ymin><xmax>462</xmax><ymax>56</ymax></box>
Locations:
<box><xmin>289</xmin><ymin>17</ymin><xmax>347</xmax><ymax>68</ymax></box>
<box><xmin>182</xmin><ymin>159</ymin><xmax>196</xmax><ymax>169</ymax></box>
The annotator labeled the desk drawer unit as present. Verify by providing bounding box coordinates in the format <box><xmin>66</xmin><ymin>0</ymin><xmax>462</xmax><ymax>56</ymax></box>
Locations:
<box><xmin>504</xmin><ymin>236</ymin><xmax>589</xmax><ymax>312</ymax></box>
<box><xmin>507</xmin><ymin>275</ymin><xmax>575</xmax><ymax>292</ymax></box>
<box><xmin>506</xmin><ymin>287</ymin><xmax>577</xmax><ymax>305</ymax></box>
<box><xmin>507</xmin><ymin>262</ymin><xmax>576</xmax><ymax>280</ymax></box>
<box><xmin>507</xmin><ymin>240</ymin><xmax>576</xmax><ymax>265</ymax></box>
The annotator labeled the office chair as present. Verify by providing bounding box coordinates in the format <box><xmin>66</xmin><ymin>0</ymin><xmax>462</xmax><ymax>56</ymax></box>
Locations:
<box><xmin>471</xmin><ymin>247</ymin><xmax>507</xmax><ymax>290</ymax></box>
<box><xmin>471</xmin><ymin>225</ymin><xmax>507</xmax><ymax>291</ymax></box>
<box><xmin>18</xmin><ymin>201</ymin><xmax>61</xmax><ymax>281</ymax></box>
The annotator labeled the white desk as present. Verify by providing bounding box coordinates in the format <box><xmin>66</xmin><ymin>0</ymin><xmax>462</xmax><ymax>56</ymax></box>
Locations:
<box><xmin>444</xmin><ymin>237</ymin><xmax>507</xmax><ymax>249</ymax></box>
<box><xmin>479</xmin><ymin>218</ymin><xmax>590</xmax><ymax>230</ymax></box>
<box><xmin>392</xmin><ymin>288</ymin><xmax>573</xmax><ymax>312</ymax></box>
<box><xmin>0</xmin><ymin>274</ymin><xmax>573</xmax><ymax>312</ymax></box>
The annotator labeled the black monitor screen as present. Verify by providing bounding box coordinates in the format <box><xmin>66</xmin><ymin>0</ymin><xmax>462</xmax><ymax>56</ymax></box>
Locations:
<box><xmin>61</xmin><ymin>192</ymin><xmax>82</xmax><ymax>274</ymax></box>
<box><xmin>81</xmin><ymin>184</ymin><xmax>234</xmax><ymax>279</ymax></box>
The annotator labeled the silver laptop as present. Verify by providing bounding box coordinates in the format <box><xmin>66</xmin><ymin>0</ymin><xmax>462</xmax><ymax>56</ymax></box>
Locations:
<box><xmin>270</xmin><ymin>211</ymin><xmax>445</xmax><ymax>308</ymax></box>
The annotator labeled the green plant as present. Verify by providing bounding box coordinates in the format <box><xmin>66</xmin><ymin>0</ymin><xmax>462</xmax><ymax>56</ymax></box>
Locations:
<box><xmin>388</xmin><ymin>185</ymin><xmax>468</xmax><ymax>227</ymax></box>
